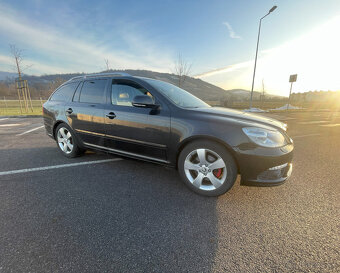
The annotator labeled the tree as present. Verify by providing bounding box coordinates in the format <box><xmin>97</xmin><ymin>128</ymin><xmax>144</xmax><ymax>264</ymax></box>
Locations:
<box><xmin>173</xmin><ymin>53</ymin><xmax>192</xmax><ymax>87</ymax></box>
<box><xmin>9</xmin><ymin>44</ymin><xmax>32</xmax><ymax>77</ymax></box>
<box><xmin>48</xmin><ymin>77</ymin><xmax>65</xmax><ymax>96</ymax></box>
<box><xmin>261</xmin><ymin>79</ymin><xmax>266</xmax><ymax>107</ymax></box>
<box><xmin>9</xmin><ymin>44</ymin><xmax>34</xmax><ymax>112</ymax></box>
<box><xmin>104</xmin><ymin>59</ymin><xmax>111</xmax><ymax>71</ymax></box>
<box><xmin>10</xmin><ymin>44</ymin><xmax>23</xmax><ymax>78</ymax></box>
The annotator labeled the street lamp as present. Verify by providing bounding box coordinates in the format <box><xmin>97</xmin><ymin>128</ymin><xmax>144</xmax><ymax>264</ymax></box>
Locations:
<box><xmin>249</xmin><ymin>5</ymin><xmax>277</xmax><ymax>109</ymax></box>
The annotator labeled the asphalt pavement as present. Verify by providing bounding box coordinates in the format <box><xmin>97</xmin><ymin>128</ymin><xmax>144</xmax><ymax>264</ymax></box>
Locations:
<box><xmin>0</xmin><ymin>112</ymin><xmax>339</xmax><ymax>272</ymax></box>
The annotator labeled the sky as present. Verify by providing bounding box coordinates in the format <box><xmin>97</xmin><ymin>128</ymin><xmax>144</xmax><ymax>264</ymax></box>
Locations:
<box><xmin>0</xmin><ymin>0</ymin><xmax>339</xmax><ymax>96</ymax></box>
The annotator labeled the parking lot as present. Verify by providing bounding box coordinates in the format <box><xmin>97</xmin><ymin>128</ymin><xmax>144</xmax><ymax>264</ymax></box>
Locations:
<box><xmin>0</xmin><ymin>112</ymin><xmax>339</xmax><ymax>272</ymax></box>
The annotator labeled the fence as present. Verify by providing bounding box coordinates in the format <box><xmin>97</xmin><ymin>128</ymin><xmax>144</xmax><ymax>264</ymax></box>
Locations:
<box><xmin>0</xmin><ymin>98</ymin><xmax>45</xmax><ymax>116</ymax></box>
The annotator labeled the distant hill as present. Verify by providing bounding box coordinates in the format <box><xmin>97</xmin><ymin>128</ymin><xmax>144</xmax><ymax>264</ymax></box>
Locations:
<box><xmin>0</xmin><ymin>71</ymin><xmax>17</xmax><ymax>81</ymax></box>
<box><xmin>0</xmin><ymin>69</ymin><xmax>281</xmax><ymax>102</ymax></box>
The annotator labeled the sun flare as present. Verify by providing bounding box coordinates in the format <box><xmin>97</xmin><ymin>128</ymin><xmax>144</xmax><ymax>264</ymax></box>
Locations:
<box><xmin>198</xmin><ymin>15</ymin><xmax>340</xmax><ymax>96</ymax></box>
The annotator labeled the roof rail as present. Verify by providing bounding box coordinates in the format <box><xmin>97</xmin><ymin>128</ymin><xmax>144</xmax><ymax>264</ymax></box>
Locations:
<box><xmin>68</xmin><ymin>72</ymin><xmax>131</xmax><ymax>82</ymax></box>
<box><xmin>68</xmin><ymin>76</ymin><xmax>84</xmax><ymax>81</ymax></box>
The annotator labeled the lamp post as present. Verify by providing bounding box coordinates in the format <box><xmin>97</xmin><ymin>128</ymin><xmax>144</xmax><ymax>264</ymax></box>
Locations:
<box><xmin>249</xmin><ymin>5</ymin><xmax>277</xmax><ymax>109</ymax></box>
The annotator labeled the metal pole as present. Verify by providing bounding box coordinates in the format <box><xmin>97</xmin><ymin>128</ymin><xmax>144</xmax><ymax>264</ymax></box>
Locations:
<box><xmin>287</xmin><ymin>82</ymin><xmax>293</xmax><ymax>110</ymax></box>
<box><xmin>250</xmin><ymin>17</ymin><xmax>264</xmax><ymax>109</ymax></box>
<box><xmin>249</xmin><ymin>6</ymin><xmax>277</xmax><ymax>109</ymax></box>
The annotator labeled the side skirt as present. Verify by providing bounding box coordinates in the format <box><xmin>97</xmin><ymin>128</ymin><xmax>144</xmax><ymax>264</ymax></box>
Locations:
<box><xmin>83</xmin><ymin>142</ymin><xmax>174</xmax><ymax>167</ymax></box>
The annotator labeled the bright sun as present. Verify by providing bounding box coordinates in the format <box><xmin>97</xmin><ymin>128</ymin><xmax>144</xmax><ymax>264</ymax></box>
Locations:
<box><xmin>199</xmin><ymin>15</ymin><xmax>340</xmax><ymax>96</ymax></box>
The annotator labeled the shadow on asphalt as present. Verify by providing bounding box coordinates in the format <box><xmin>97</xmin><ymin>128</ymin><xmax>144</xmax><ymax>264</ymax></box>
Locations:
<box><xmin>0</xmin><ymin>148</ymin><xmax>219</xmax><ymax>272</ymax></box>
<box><xmin>0</xmin><ymin>146</ymin><xmax>112</xmax><ymax>172</ymax></box>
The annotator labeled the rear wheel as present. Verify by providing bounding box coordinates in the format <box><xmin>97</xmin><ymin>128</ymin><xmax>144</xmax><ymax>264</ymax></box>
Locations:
<box><xmin>55</xmin><ymin>124</ymin><xmax>83</xmax><ymax>158</ymax></box>
<box><xmin>178</xmin><ymin>140</ymin><xmax>237</xmax><ymax>196</ymax></box>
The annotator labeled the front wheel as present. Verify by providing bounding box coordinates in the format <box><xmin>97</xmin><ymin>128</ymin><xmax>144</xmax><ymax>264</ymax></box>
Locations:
<box><xmin>178</xmin><ymin>140</ymin><xmax>237</xmax><ymax>197</ymax></box>
<box><xmin>55</xmin><ymin>124</ymin><xmax>83</xmax><ymax>158</ymax></box>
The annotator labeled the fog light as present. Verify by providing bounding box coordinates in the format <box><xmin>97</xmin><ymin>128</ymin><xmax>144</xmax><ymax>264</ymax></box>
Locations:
<box><xmin>258</xmin><ymin>163</ymin><xmax>290</xmax><ymax>181</ymax></box>
<box><xmin>286</xmin><ymin>163</ymin><xmax>293</xmax><ymax>177</ymax></box>
<box><xmin>269</xmin><ymin>163</ymin><xmax>288</xmax><ymax>170</ymax></box>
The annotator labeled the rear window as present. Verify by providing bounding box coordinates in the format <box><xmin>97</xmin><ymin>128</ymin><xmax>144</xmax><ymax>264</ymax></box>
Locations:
<box><xmin>79</xmin><ymin>79</ymin><xmax>108</xmax><ymax>104</ymax></box>
<box><xmin>50</xmin><ymin>82</ymin><xmax>79</xmax><ymax>102</ymax></box>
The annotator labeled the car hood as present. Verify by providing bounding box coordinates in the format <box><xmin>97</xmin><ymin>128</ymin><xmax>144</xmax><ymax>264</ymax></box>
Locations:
<box><xmin>192</xmin><ymin>107</ymin><xmax>286</xmax><ymax>130</ymax></box>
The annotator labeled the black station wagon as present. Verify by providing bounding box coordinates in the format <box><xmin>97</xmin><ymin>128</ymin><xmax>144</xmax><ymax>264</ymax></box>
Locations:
<box><xmin>43</xmin><ymin>72</ymin><xmax>293</xmax><ymax>196</ymax></box>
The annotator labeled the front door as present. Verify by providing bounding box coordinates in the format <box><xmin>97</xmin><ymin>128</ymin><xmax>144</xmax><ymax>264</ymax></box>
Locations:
<box><xmin>104</xmin><ymin>79</ymin><xmax>171</xmax><ymax>162</ymax></box>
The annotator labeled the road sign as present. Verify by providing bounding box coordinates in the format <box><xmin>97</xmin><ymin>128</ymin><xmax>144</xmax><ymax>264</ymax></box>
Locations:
<box><xmin>289</xmin><ymin>74</ymin><xmax>297</xmax><ymax>82</ymax></box>
<box><xmin>287</xmin><ymin>74</ymin><xmax>297</xmax><ymax>110</ymax></box>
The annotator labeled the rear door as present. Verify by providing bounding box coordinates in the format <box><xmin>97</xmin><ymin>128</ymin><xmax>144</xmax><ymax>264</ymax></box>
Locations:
<box><xmin>103</xmin><ymin>79</ymin><xmax>171</xmax><ymax>162</ymax></box>
<box><xmin>44</xmin><ymin>82</ymin><xmax>80</xmax><ymax>134</ymax></box>
<box><xmin>65</xmin><ymin>78</ymin><xmax>108</xmax><ymax>147</ymax></box>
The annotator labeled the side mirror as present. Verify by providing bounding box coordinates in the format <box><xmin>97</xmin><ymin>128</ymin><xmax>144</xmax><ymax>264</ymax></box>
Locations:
<box><xmin>132</xmin><ymin>95</ymin><xmax>159</xmax><ymax>109</ymax></box>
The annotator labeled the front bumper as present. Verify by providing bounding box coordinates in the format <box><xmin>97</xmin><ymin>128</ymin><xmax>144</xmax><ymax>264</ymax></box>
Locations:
<box><xmin>242</xmin><ymin>163</ymin><xmax>292</xmax><ymax>186</ymax></box>
<box><xmin>233</xmin><ymin>143</ymin><xmax>294</xmax><ymax>187</ymax></box>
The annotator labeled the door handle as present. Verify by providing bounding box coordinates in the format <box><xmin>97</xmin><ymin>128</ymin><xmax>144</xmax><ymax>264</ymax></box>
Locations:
<box><xmin>66</xmin><ymin>108</ymin><xmax>73</xmax><ymax>115</ymax></box>
<box><xmin>106</xmin><ymin>112</ymin><xmax>116</xmax><ymax>119</ymax></box>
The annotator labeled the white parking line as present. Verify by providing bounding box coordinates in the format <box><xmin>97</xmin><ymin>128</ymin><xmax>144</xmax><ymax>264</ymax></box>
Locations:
<box><xmin>319</xmin><ymin>123</ymin><xmax>340</xmax><ymax>127</ymax></box>
<box><xmin>293</xmin><ymin>133</ymin><xmax>321</xmax><ymax>139</ymax></box>
<box><xmin>298</xmin><ymin>121</ymin><xmax>328</xmax><ymax>124</ymax></box>
<box><xmin>280</xmin><ymin>117</ymin><xmax>297</xmax><ymax>120</ymax></box>
<box><xmin>0</xmin><ymin>123</ymin><xmax>22</xmax><ymax>127</ymax></box>
<box><xmin>0</xmin><ymin>118</ymin><xmax>9</xmax><ymax>121</ymax></box>
<box><xmin>0</xmin><ymin>158</ymin><xmax>123</xmax><ymax>176</ymax></box>
<box><xmin>16</xmin><ymin>125</ymin><xmax>44</xmax><ymax>136</ymax></box>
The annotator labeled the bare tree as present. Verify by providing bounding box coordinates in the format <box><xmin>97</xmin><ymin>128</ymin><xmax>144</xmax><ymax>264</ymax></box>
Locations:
<box><xmin>49</xmin><ymin>77</ymin><xmax>66</xmax><ymax>93</ymax></box>
<box><xmin>104</xmin><ymin>58</ymin><xmax>111</xmax><ymax>71</ymax></box>
<box><xmin>9</xmin><ymin>44</ymin><xmax>32</xmax><ymax>77</ymax></box>
<box><xmin>261</xmin><ymin>78</ymin><xmax>266</xmax><ymax>107</ymax></box>
<box><xmin>173</xmin><ymin>53</ymin><xmax>192</xmax><ymax>87</ymax></box>
<box><xmin>9</xmin><ymin>44</ymin><xmax>33</xmax><ymax>112</ymax></box>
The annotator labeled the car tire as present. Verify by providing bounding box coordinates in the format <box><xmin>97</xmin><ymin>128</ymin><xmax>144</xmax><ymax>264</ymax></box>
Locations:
<box><xmin>178</xmin><ymin>140</ymin><xmax>237</xmax><ymax>197</ymax></box>
<box><xmin>55</xmin><ymin>123</ymin><xmax>84</xmax><ymax>158</ymax></box>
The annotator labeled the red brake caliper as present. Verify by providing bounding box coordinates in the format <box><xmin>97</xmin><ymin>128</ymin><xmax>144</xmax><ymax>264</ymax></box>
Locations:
<box><xmin>213</xmin><ymin>168</ymin><xmax>222</xmax><ymax>179</ymax></box>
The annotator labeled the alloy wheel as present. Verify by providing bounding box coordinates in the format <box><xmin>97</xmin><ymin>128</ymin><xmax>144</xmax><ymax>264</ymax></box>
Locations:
<box><xmin>184</xmin><ymin>148</ymin><xmax>227</xmax><ymax>191</ymax></box>
<box><xmin>57</xmin><ymin>127</ymin><xmax>74</xmax><ymax>154</ymax></box>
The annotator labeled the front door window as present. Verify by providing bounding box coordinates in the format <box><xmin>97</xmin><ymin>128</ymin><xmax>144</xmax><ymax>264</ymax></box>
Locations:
<box><xmin>111</xmin><ymin>80</ymin><xmax>154</xmax><ymax>106</ymax></box>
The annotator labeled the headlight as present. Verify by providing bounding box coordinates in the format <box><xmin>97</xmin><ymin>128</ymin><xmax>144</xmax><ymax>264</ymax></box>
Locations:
<box><xmin>242</xmin><ymin>127</ymin><xmax>286</xmax><ymax>148</ymax></box>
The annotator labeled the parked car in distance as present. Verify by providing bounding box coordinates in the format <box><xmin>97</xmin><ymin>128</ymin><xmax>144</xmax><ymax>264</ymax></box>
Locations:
<box><xmin>43</xmin><ymin>72</ymin><xmax>293</xmax><ymax>196</ymax></box>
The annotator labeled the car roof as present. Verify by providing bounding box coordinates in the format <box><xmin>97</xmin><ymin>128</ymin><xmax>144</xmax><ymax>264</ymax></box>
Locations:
<box><xmin>64</xmin><ymin>72</ymin><xmax>162</xmax><ymax>89</ymax></box>
<box><xmin>67</xmin><ymin>72</ymin><xmax>132</xmax><ymax>82</ymax></box>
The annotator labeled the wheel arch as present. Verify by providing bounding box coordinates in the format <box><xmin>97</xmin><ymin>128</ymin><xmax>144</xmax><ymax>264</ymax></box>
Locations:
<box><xmin>52</xmin><ymin>120</ymin><xmax>66</xmax><ymax>139</ymax></box>
<box><xmin>53</xmin><ymin>120</ymin><xmax>74</xmax><ymax>140</ymax></box>
<box><xmin>176</xmin><ymin>135</ymin><xmax>240</xmax><ymax>173</ymax></box>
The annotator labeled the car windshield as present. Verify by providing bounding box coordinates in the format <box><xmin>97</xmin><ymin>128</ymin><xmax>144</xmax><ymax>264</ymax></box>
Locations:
<box><xmin>144</xmin><ymin>78</ymin><xmax>210</xmax><ymax>108</ymax></box>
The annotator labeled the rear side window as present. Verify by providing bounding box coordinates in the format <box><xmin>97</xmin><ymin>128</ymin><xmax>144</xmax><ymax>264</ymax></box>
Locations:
<box><xmin>50</xmin><ymin>82</ymin><xmax>79</xmax><ymax>102</ymax></box>
<box><xmin>79</xmin><ymin>79</ymin><xmax>108</xmax><ymax>104</ymax></box>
